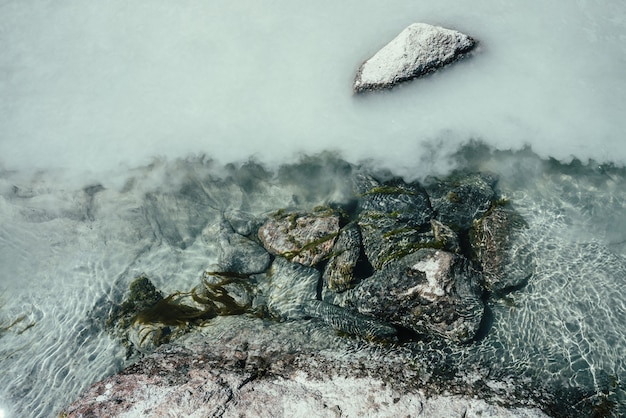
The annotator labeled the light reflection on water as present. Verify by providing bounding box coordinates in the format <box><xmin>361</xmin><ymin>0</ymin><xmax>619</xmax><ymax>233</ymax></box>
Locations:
<box><xmin>0</xmin><ymin>147</ymin><xmax>625</xmax><ymax>416</ymax></box>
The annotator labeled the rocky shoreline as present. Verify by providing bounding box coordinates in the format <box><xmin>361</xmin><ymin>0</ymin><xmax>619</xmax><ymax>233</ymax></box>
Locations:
<box><xmin>57</xmin><ymin>24</ymin><xmax>616</xmax><ymax>417</ymax></box>
<box><xmin>61</xmin><ymin>166</ymin><xmax>557</xmax><ymax>417</ymax></box>
<box><xmin>62</xmin><ymin>316</ymin><xmax>548</xmax><ymax>418</ymax></box>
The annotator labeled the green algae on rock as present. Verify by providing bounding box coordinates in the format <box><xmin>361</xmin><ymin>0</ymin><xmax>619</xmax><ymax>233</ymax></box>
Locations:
<box><xmin>258</xmin><ymin>210</ymin><xmax>340</xmax><ymax>266</ymax></box>
<box><xmin>329</xmin><ymin>248</ymin><xmax>484</xmax><ymax>343</ymax></box>
<box><xmin>470</xmin><ymin>204</ymin><xmax>533</xmax><ymax>294</ymax></box>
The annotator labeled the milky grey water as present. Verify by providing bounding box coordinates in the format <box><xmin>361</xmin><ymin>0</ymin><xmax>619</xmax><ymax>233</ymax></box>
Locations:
<box><xmin>2</xmin><ymin>1</ymin><xmax>626</xmax><ymax>416</ymax></box>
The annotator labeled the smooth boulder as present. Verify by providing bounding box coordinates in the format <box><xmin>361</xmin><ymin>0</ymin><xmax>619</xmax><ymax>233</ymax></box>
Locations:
<box><xmin>216</xmin><ymin>220</ymin><xmax>271</xmax><ymax>275</ymax></box>
<box><xmin>470</xmin><ymin>205</ymin><xmax>533</xmax><ymax>293</ymax></box>
<box><xmin>354</xmin><ymin>23</ymin><xmax>476</xmax><ymax>92</ymax></box>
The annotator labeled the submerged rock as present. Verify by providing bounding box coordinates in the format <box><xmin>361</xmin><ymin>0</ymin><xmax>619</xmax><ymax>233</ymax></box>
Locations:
<box><xmin>258</xmin><ymin>209</ymin><xmax>340</xmax><ymax>266</ymax></box>
<box><xmin>332</xmin><ymin>249</ymin><xmax>484</xmax><ymax>343</ymax></box>
<box><xmin>430</xmin><ymin>219</ymin><xmax>461</xmax><ymax>253</ymax></box>
<box><xmin>261</xmin><ymin>257</ymin><xmax>397</xmax><ymax>340</ymax></box>
<box><xmin>356</xmin><ymin>174</ymin><xmax>434</xmax><ymax>270</ymax></box>
<box><xmin>470</xmin><ymin>205</ymin><xmax>533</xmax><ymax>293</ymax></box>
<box><xmin>224</xmin><ymin>209</ymin><xmax>262</xmax><ymax>236</ymax></box>
<box><xmin>261</xmin><ymin>257</ymin><xmax>320</xmax><ymax>320</ymax></box>
<box><xmin>302</xmin><ymin>300</ymin><xmax>397</xmax><ymax>341</ymax></box>
<box><xmin>322</xmin><ymin>223</ymin><xmax>361</xmax><ymax>293</ymax></box>
<box><xmin>426</xmin><ymin>172</ymin><xmax>497</xmax><ymax>230</ymax></box>
<box><xmin>354</xmin><ymin>22</ymin><xmax>476</xmax><ymax>93</ymax></box>
<box><xmin>105</xmin><ymin>276</ymin><xmax>169</xmax><ymax>355</ymax></box>
<box><xmin>216</xmin><ymin>220</ymin><xmax>270</xmax><ymax>275</ymax></box>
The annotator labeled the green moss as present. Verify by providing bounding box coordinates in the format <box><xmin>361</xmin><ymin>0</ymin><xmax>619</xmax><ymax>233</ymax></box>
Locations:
<box><xmin>378</xmin><ymin>241</ymin><xmax>444</xmax><ymax>268</ymax></box>
<box><xmin>279</xmin><ymin>230</ymin><xmax>340</xmax><ymax>263</ymax></box>
<box><xmin>106</xmin><ymin>275</ymin><xmax>164</xmax><ymax>331</ymax></box>
<box><xmin>312</xmin><ymin>205</ymin><xmax>336</xmax><ymax>217</ymax></box>
<box><xmin>382</xmin><ymin>226</ymin><xmax>419</xmax><ymax>239</ymax></box>
<box><xmin>360</xmin><ymin>185</ymin><xmax>418</xmax><ymax>197</ymax></box>
<box><xmin>447</xmin><ymin>191</ymin><xmax>462</xmax><ymax>203</ymax></box>
<box><xmin>129</xmin><ymin>275</ymin><xmax>163</xmax><ymax>306</ymax></box>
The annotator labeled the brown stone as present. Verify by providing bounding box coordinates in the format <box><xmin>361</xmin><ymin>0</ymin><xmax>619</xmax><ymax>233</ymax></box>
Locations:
<box><xmin>258</xmin><ymin>211</ymin><xmax>340</xmax><ymax>266</ymax></box>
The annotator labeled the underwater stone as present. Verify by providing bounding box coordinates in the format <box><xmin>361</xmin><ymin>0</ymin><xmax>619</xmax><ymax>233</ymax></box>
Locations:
<box><xmin>105</xmin><ymin>276</ymin><xmax>170</xmax><ymax>356</ymax></box>
<box><xmin>216</xmin><ymin>220</ymin><xmax>271</xmax><ymax>275</ymax></box>
<box><xmin>470</xmin><ymin>205</ymin><xmax>533</xmax><ymax>293</ymax></box>
<box><xmin>356</xmin><ymin>174</ymin><xmax>434</xmax><ymax>270</ymax></box>
<box><xmin>426</xmin><ymin>172</ymin><xmax>497</xmax><ymax>230</ymax></box>
<box><xmin>258</xmin><ymin>210</ymin><xmax>340</xmax><ymax>266</ymax></box>
<box><xmin>331</xmin><ymin>249</ymin><xmax>484</xmax><ymax>343</ymax></box>
<box><xmin>262</xmin><ymin>257</ymin><xmax>320</xmax><ymax>320</ymax></box>
<box><xmin>353</xmin><ymin>23</ymin><xmax>476</xmax><ymax>93</ymax></box>
<box><xmin>357</xmin><ymin>175</ymin><xmax>433</xmax><ymax>225</ymax></box>
<box><xmin>225</xmin><ymin>209</ymin><xmax>261</xmax><ymax>236</ymax></box>
<box><xmin>304</xmin><ymin>300</ymin><xmax>398</xmax><ymax>341</ymax></box>
<box><xmin>322</xmin><ymin>223</ymin><xmax>361</xmax><ymax>293</ymax></box>
<box><xmin>302</xmin><ymin>300</ymin><xmax>397</xmax><ymax>341</ymax></box>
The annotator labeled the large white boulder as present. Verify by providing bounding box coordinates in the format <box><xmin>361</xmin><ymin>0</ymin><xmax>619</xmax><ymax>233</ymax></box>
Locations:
<box><xmin>354</xmin><ymin>23</ymin><xmax>475</xmax><ymax>93</ymax></box>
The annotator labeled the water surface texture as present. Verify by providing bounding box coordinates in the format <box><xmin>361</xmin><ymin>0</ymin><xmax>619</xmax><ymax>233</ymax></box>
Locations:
<box><xmin>1</xmin><ymin>1</ymin><xmax>626</xmax><ymax>417</ymax></box>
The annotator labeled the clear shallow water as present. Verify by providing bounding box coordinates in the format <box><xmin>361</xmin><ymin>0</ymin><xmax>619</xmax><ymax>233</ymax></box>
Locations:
<box><xmin>1</xmin><ymin>149</ymin><xmax>626</xmax><ymax>417</ymax></box>
<box><xmin>1</xmin><ymin>1</ymin><xmax>626</xmax><ymax>417</ymax></box>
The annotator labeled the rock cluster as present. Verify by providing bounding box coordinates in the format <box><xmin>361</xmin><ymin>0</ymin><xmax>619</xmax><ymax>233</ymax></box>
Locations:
<box><xmin>104</xmin><ymin>170</ymin><xmax>528</xmax><ymax>354</ymax></box>
<box><xmin>354</xmin><ymin>22</ymin><xmax>476</xmax><ymax>93</ymax></box>
<box><xmin>84</xmin><ymin>168</ymin><xmax>537</xmax><ymax>417</ymax></box>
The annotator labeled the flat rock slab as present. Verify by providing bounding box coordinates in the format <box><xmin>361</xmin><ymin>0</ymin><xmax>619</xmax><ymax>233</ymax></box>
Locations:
<box><xmin>354</xmin><ymin>23</ymin><xmax>475</xmax><ymax>93</ymax></box>
<box><xmin>62</xmin><ymin>317</ymin><xmax>549</xmax><ymax>418</ymax></box>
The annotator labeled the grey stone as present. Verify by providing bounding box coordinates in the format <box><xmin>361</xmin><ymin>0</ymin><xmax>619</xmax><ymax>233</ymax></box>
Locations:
<box><xmin>356</xmin><ymin>175</ymin><xmax>434</xmax><ymax>270</ymax></box>
<box><xmin>217</xmin><ymin>220</ymin><xmax>271</xmax><ymax>275</ymax></box>
<box><xmin>225</xmin><ymin>209</ymin><xmax>261</xmax><ymax>236</ymax></box>
<box><xmin>322</xmin><ymin>223</ymin><xmax>361</xmax><ymax>293</ymax></box>
<box><xmin>262</xmin><ymin>257</ymin><xmax>320</xmax><ymax>320</ymax></box>
<box><xmin>332</xmin><ymin>249</ymin><xmax>484</xmax><ymax>343</ymax></box>
<box><xmin>354</xmin><ymin>23</ymin><xmax>476</xmax><ymax>93</ymax></box>
<box><xmin>302</xmin><ymin>300</ymin><xmax>397</xmax><ymax>341</ymax></box>
<box><xmin>427</xmin><ymin>172</ymin><xmax>497</xmax><ymax>230</ymax></box>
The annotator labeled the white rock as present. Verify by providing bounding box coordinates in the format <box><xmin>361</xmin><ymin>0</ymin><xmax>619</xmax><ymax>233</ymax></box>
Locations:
<box><xmin>354</xmin><ymin>23</ymin><xmax>475</xmax><ymax>92</ymax></box>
